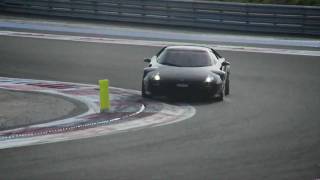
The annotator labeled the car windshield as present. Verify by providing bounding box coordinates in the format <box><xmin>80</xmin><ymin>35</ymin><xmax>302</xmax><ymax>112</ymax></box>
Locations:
<box><xmin>157</xmin><ymin>49</ymin><xmax>212</xmax><ymax>67</ymax></box>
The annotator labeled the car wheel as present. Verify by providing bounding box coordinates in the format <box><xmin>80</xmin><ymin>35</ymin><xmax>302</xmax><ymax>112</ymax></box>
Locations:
<box><xmin>225</xmin><ymin>75</ymin><xmax>230</xmax><ymax>95</ymax></box>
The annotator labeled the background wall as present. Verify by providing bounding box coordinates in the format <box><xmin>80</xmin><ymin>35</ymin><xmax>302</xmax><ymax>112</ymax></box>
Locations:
<box><xmin>1</xmin><ymin>0</ymin><xmax>319</xmax><ymax>35</ymax></box>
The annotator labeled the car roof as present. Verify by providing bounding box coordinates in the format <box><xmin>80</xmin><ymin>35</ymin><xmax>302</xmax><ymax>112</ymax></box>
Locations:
<box><xmin>166</xmin><ymin>46</ymin><xmax>211</xmax><ymax>52</ymax></box>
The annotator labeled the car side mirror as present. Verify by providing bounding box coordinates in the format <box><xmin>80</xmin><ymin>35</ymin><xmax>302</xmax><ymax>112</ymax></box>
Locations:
<box><xmin>144</xmin><ymin>58</ymin><xmax>151</xmax><ymax>63</ymax></box>
<box><xmin>222</xmin><ymin>61</ymin><xmax>230</xmax><ymax>66</ymax></box>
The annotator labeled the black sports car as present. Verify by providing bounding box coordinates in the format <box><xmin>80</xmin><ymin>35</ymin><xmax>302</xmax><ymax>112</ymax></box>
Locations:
<box><xmin>142</xmin><ymin>46</ymin><xmax>230</xmax><ymax>101</ymax></box>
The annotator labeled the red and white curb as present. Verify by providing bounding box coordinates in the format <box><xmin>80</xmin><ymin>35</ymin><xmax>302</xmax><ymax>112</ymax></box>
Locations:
<box><xmin>0</xmin><ymin>77</ymin><xmax>195</xmax><ymax>149</ymax></box>
<box><xmin>0</xmin><ymin>31</ymin><xmax>319</xmax><ymax>56</ymax></box>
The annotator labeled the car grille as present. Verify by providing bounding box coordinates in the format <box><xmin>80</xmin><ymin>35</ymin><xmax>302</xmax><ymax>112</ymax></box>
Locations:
<box><xmin>150</xmin><ymin>80</ymin><xmax>218</xmax><ymax>97</ymax></box>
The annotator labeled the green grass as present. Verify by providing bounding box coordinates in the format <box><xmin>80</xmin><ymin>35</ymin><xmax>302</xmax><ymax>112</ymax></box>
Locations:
<box><xmin>212</xmin><ymin>0</ymin><xmax>320</xmax><ymax>6</ymax></box>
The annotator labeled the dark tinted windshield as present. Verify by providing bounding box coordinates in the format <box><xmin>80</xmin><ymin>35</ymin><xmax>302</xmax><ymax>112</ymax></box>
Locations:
<box><xmin>158</xmin><ymin>49</ymin><xmax>212</xmax><ymax>67</ymax></box>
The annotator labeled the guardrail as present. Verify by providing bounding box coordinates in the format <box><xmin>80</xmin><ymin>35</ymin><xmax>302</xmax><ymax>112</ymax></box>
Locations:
<box><xmin>1</xmin><ymin>0</ymin><xmax>320</xmax><ymax>35</ymax></box>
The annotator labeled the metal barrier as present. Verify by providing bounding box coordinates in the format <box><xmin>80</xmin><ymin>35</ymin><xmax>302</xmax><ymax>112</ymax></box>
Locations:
<box><xmin>1</xmin><ymin>0</ymin><xmax>319</xmax><ymax>35</ymax></box>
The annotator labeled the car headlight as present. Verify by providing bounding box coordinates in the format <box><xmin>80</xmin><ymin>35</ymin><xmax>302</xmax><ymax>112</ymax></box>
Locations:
<box><xmin>205</xmin><ymin>75</ymin><xmax>214</xmax><ymax>83</ymax></box>
<box><xmin>153</xmin><ymin>73</ymin><xmax>161</xmax><ymax>81</ymax></box>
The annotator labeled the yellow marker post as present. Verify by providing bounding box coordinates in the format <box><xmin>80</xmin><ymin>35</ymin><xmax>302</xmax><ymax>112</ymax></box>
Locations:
<box><xmin>99</xmin><ymin>79</ymin><xmax>110</xmax><ymax>112</ymax></box>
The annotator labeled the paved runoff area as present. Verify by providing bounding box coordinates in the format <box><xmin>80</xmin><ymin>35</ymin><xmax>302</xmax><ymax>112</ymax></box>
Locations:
<box><xmin>0</xmin><ymin>88</ymin><xmax>87</xmax><ymax>130</ymax></box>
<box><xmin>1</xmin><ymin>13</ymin><xmax>319</xmax><ymax>50</ymax></box>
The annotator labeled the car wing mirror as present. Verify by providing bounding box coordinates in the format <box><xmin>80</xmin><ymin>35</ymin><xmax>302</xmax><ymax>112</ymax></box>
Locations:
<box><xmin>222</xmin><ymin>61</ymin><xmax>230</xmax><ymax>66</ymax></box>
<box><xmin>144</xmin><ymin>58</ymin><xmax>151</xmax><ymax>63</ymax></box>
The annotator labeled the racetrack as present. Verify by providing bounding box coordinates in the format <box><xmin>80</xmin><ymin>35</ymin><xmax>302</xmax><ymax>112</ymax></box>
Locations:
<box><xmin>0</xmin><ymin>35</ymin><xmax>319</xmax><ymax>179</ymax></box>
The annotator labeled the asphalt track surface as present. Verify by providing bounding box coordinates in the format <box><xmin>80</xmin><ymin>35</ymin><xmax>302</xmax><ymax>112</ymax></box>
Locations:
<box><xmin>0</xmin><ymin>36</ymin><xmax>320</xmax><ymax>180</ymax></box>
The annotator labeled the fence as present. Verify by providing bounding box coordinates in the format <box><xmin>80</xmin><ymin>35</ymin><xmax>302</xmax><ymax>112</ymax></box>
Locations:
<box><xmin>0</xmin><ymin>0</ymin><xmax>320</xmax><ymax>35</ymax></box>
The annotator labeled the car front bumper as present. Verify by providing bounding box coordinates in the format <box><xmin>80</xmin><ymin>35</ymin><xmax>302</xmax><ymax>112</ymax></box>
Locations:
<box><xmin>146</xmin><ymin>80</ymin><xmax>223</xmax><ymax>98</ymax></box>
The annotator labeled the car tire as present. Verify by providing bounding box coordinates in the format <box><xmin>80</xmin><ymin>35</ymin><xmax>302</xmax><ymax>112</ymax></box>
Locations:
<box><xmin>225</xmin><ymin>75</ymin><xmax>230</xmax><ymax>95</ymax></box>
